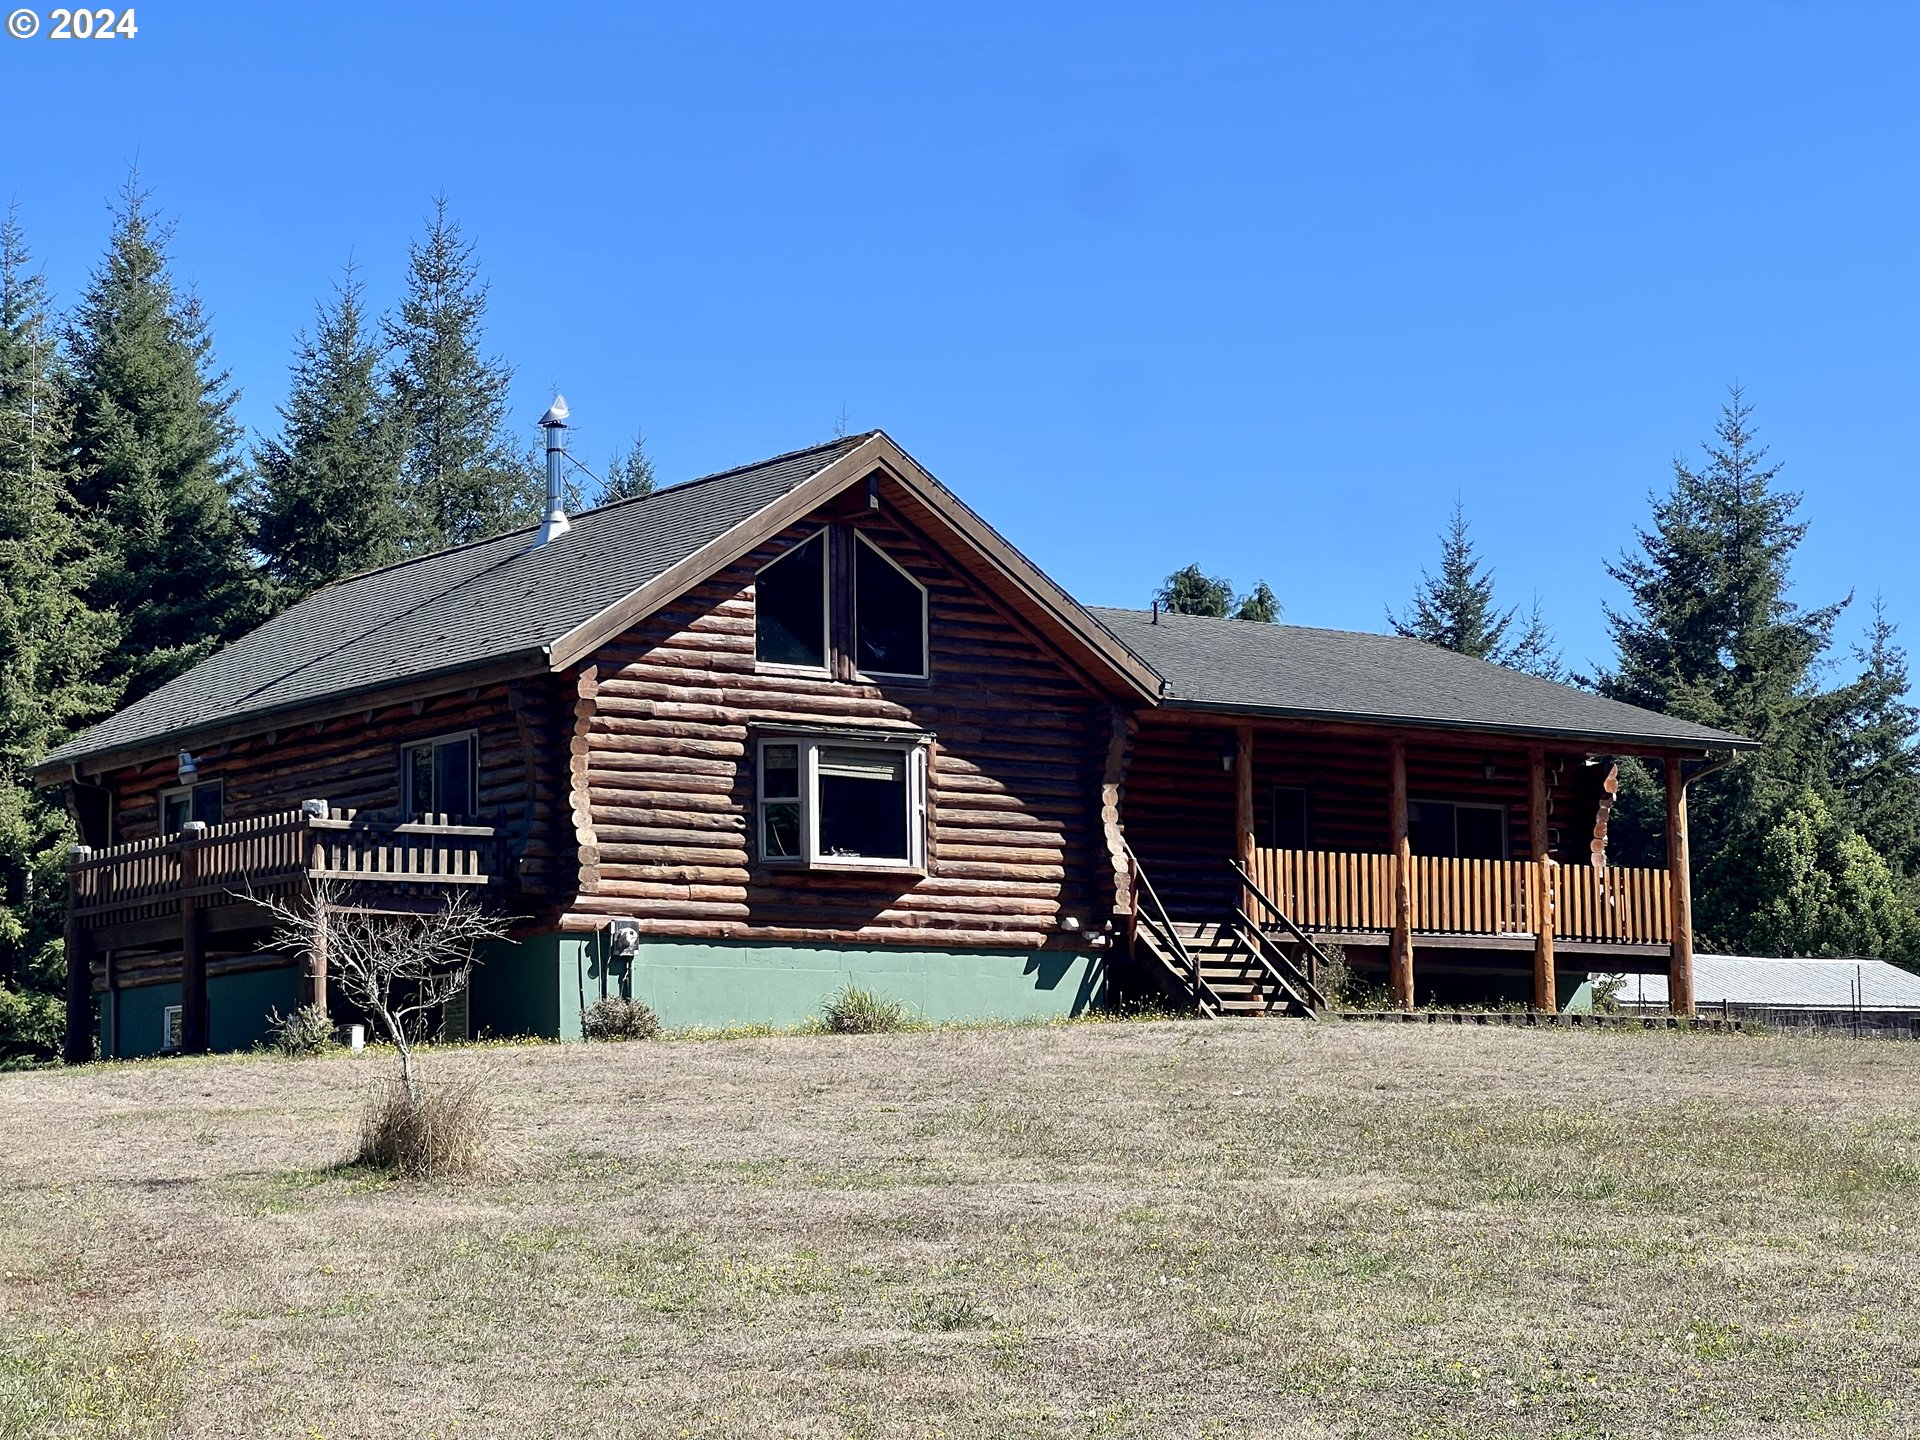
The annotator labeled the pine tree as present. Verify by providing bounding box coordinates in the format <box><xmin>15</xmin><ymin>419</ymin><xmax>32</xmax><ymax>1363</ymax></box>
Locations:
<box><xmin>1389</xmin><ymin>501</ymin><xmax>1562</xmax><ymax>677</ymax></box>
<box><xmin>247</xmin><ymin>263</ymin><xmax>405</xmax><ymax>598</ymax></box>
<box><xmin>1154</xmin><ymin>565</ymin><xmax>1279</xmax><ymax>622</ymax></box>
<box><xmin>0</xmin><ymin>206</ymin><xmax>120</xmax><ymax>1055</ymax></box>
<box><xmin>63</xmin><ymin>176</ymin><xmax>261</xmax><ymax>700</ymax></box>
<box><xmin>595</xmin><ymin>432</ymin><xmax>657</xmax><ymax>505</ymax></box>
<box><xmin>1825</xmin><ymin>597</ymin><xmax>1920</xmax><ymax>879</ymax></box>
<box><xmin>1597</xmin><ymin>389</ymin><xmax>1856</xmax><ymax>951</ymax></box>
<box><xmin>384</xmin><ymin>198</ymin><xmax>536</xmax><ymax>549</ymax></box>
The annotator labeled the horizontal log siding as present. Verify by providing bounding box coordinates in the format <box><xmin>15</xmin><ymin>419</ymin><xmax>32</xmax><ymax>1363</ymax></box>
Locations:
<box><xmin>94</xmin><ymin>682</ymin><xmax>566</xmax><ymax>900</ymax></box>
<box><xmin>564</xmin><ymin>511</ymin><xmax>1106</xmax><ymax>947</ymax></box>
<box><xmin>1126</xmin><ymin>717</ymin><xmax>1605</xmax><ymax>915</ymax></box>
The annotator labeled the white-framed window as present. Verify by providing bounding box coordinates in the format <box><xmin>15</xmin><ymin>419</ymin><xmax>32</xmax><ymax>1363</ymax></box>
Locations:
<box><xmin>159</xmin><ymin>781</ymin><xmax>223</xmax><ymax>836</ymax></box>
<box><xmin>161</xmin><ymin>1004</ymin><xmax>183</xmax><ymax>1052</ymax></box>
<box><xmin>756</xmin><ymin>734</ymin><xmax>928</xmax><ymax>870</ymax></box>
<box><xmin>853</xmin><ymin>531</ymin><xmax>928</xmax><ymax>679</ymax></box>
<box><xmin>403</xmin><ymin>731</ymin><xmax>478</xmax><ymax>820</ymax></box>
<box><xmin>755</xmin><ymin>528</ymin><xmax>830</xmax><ymax>671</ymax></box>
<box><xmin>1409</xmin><ymin>799</ymin><xmax>1507</xmax><ymax>860</ymax></box>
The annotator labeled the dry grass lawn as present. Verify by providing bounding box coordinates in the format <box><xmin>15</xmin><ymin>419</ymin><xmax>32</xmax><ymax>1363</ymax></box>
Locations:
<box><xmin>4</xmin><ymin>1019</ymin><xmax>1920</xmax><ymax>1438</ymax></box>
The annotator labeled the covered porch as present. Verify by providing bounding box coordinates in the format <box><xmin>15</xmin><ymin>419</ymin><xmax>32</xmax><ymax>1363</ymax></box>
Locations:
<box><xmin>1121</xmin><ymin>712</ymin><xmax>1702</xmax><ymax>1014</ymax></box>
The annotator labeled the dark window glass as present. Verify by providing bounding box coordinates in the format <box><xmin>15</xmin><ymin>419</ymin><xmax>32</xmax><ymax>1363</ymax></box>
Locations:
<box><xmin>408</xmin><ymin>745</ymin><xmax>436</xmax><ymax>816</ymax></box>
<box><xmin>1272</xmin><ymin>786</ymin><xmax>1308</xmax><ymax>849</ymax></box>
<box><xmin>761</xmin><ymin>744</ymin><xmax>802</xmax><ymax>859</ymax></box>
<box><xmin>817</xmin><ymin>746</ymin><xmax>909</xmax><ymax>860</ymax></box>
<box><xmin>855</xmin><ymin>538</ymin><xmax>927</xmax><ymax>676</ymax></box>
<box><xmin>1455</xmin><ymin>805</ymin><xmax>1506</xmax><ymax>860</ymax></box>
<box><xmin>435</xmin><ymin>737</ymin><xmax>475</xmax><ymax>818</ymax></box>
<box><xmin>756</xmin><ymin>533</ymin><xmax>827</xmax><ymax>667</ymax></box>
<box><xmin>1408</xmin><ymin>800</ymin><xmax>1455</xmax><ymax>858</ymax></box>
<box><xmin>162</xmin><ymin>792</ymin><xmax>192</xmax><ymax>836</ymax></box>
<box><xmin>192</xmin><ymin>784</ymin><xmax>223</xmax><ymax>827</ymax></box>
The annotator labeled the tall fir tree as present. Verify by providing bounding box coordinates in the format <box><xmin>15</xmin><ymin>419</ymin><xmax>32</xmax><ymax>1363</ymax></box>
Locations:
<box><xmin>1596</xmin><ymin>388</ymin><xmax>1882</xmax><ymax>953</ymax></box>
<box><xmin>595</xmin><ymin>432</ymin><xmax>657</xmax><ymax>506</ymax></box>
<box><xmin>384</xmin><ymin>198</ymin><xmax>537</xmax><ymax>550</ymax></box>
<box><xmin>0</xmin><ymin>206</ymin><xmax>121</xmax><ymax>1055</ymax></box>
<box><xmin>1389</xmin><ymin>500</ymin><xmax>1562</xmax><ymax>678</ymax></box>
<box><xmin>1154</xmin><ymin>564</ymin><xmax>1279</xmax><ymax>621</ymax></box>
<box><xmin>247</xmin><ymin>262</ymin><xmax>405</xmax><ymax>599</ymax></box>
<box><xmin>63</xmin><ymin>176</ymin><xmax>261</xmax><ymax>700</ymax></box>
<box><xmin>1825</xmin><ymin>596</ymin><xmax>1920</xmax><ymax>881</ymax></box>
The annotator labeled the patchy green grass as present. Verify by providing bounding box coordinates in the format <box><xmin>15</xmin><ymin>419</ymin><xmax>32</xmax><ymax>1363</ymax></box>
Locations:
<box><xmin>3</xmin><ymin>1022</ymin><xmax>1920</xmax><ymax>1437</ymax></box>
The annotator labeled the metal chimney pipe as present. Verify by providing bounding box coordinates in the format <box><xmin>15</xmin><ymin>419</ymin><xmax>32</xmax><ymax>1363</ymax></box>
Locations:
<box><xmin>532</xmin><ymin>394</ymin><xmax>571</xmax><ymax>547</ymax></box>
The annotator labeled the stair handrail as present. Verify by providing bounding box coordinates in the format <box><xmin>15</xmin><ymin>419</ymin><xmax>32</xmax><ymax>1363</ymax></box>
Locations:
<box><xmin>1124</xmin><ymin>842</ymin><xmax>1222</xmax><ymax>1017</ymax></box>
<box><xmin>1228</xmin><ymin>905</ymin><xmax>1324</xmax><ymax>1017</ymax></box>
<box><xmin>1229</xmin><ymin>857</ymin><xmax>1336</xmax><ymax>1008</ymax></box>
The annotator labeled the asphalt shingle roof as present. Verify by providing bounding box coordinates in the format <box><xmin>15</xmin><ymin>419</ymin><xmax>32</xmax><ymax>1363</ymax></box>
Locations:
<box><xmin>41</xmin><ymin>436</ymin><xmax>868</xmax><ymax>770</ymax></box>
<box><xmin>1619</xmin><ymin>956</ymin><xmax>1920</xmax><ymax>1011</ymax></box>
<box><xmin>1087</xmin><ymin>607</ymin><xmax>1750</xmax><ymax>750</ymax></box>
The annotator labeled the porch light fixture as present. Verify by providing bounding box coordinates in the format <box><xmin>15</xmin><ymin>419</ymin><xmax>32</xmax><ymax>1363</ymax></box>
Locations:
<box><xmin>1482</xmin><ymin>759</ymin><xmax>1497</xmax><ymax>781</ymax></box>
<box><xmin>177</xmin><ymin>750</ymin><xmax>198</xmax><ymax>783</ymax></box>
<box><xmin>1220</xmin><ymin>735</ymin><xmax>1236</xmax><ymax>773</ymax></box>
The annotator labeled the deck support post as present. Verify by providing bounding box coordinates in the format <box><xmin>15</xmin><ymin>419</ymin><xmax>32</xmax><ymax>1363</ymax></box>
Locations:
<box><xmin>1388</xmin><ymin>736</ymin><xmax>1413</xmax><ymax>1009</ymax></box>
<box><xmin>62</xmin><ymin>848</ymin><xmax>94</xmax><ymax>1065</ymax></box>
<box><xmin>302</xmin><ymin>814</ymin><xmax>330</xmax><ymax>1017</ymax></box>
<box><xmin>179</xmin><ymin>822</ymin><xmax>209</xmax><ymax>1054</ymax></box>
<box><xmin>1234</xmin><ymin>724</ymin><xmax>1256</xmax><ymax>915</ymax></box>
<box><xmin>1665</xmin><ymin>757</ymin><xmax>1694</xmax><ymax>1017</ymax></box>
<box><xmin>1528</xmin><ymin>746</ymin><xmax>1557</xmax><ymax>1012</ymax></box>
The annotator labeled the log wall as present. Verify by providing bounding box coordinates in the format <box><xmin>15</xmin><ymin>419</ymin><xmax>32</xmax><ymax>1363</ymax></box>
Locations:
<box><xmin>562</xmin><ymin>505</ymin><xmax>1110</xmax><ymax>948</ymax></box>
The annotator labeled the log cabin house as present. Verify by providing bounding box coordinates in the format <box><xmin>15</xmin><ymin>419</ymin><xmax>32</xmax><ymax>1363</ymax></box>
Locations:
<box><xmin>35</xmin><ymin>429</ymin><xmax>1753</xmax><ymax>1060</ymax></box>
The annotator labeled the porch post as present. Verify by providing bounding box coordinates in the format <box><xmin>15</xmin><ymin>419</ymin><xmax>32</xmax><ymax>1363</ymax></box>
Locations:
<box><xmin>302</xmin><ymin>808</ymin><xmax>330</xmax><ymax>1017</ymax></box>
<box><xmin>62</xmin><ymin>847</ymin><xmax>94</xmax><ymax>1065</ymax></box>
<box><xmin>1664</xmin><ymin>757</ymin><xmax>1694</xmax><ymax>1017</ymax></box>
<box><xmin>1234</xmin><ymin>724</ymin><xmax>1256</xmax><ymax>913</ymax></box>
<box><xmin>1528</xmin><ymin>746</ymin><xmax>1556</xmax><ymax>1012</ymax></box>
<box><xmin>180</xmin><ymin>821</ymin><xmax>209</xmax><ymax>1054</ymax></box>
<box><xmin>1388</xmin><ymin>736</ymin><xmax>1414</xmax><ymax>1009</ymax></box>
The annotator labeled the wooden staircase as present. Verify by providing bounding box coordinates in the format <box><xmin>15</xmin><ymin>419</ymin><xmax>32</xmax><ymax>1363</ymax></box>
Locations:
<box><xmin>1125</xmin><ymin>848</ymin><xmax>1329</xmax><ymax>1019</ymax></box>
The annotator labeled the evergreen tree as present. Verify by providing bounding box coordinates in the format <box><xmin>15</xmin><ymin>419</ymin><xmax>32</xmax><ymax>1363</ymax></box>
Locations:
<box><xmin>0</xmin><ymin>207</ymin><xmax>120</xmax><ymax>1055</ymax></box>
<box><xmin>247</xmin><ymin>263</ymin><xmax>405</xmax><ymax>598</ymax></box>
<box><xmin>1154</xmin><ymin>564</ymin><xmax>1279</xmax><ymax>621</ymax></box>
<box><xmin>595</xmin><ymin>431</ymin><xmax>657</xmax><ymax>505</ymax></box>
<box><xmin>1825</xmin><ymin>597</ymin><xmax>1920</xmax><ymax>879</ymax></box>
<box><xmin>63</xmin><ymin>176</ymin><xmax>261</xmax><ymax>700</ymax></box>
<box><xmin>384</xmin><ymin>198</ymin><xmax>536</xmax><ymax>549</ymax></box>
<box><xmin>1750</xmin><ymin>787</ymin><xmax>1920</xmax><ymax>963</ymax></box>
<box><xmin>1389</xmin><ymin>500</ymin><xmax>1562</xmax><ymax>677</ymax></box>
<box><xmin>1597</xmin><ymin>389</ymin><xmax>1861</xmax><ymax>951</ymax></box>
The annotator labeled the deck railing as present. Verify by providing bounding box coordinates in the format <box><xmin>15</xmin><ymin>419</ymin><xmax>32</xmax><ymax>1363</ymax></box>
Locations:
<box><xmin>68</xmin><ymin>806</ymin><xmax>496</xmax><ymax>926</ymax></box>
<box><xmin>1247</xmin><ymin>847</ymin><xmax>1671</xmax><ymax>945</ymax></box>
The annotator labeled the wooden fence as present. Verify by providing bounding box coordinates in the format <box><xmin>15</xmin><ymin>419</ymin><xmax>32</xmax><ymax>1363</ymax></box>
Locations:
<box><xmin>1247</xmin><ymin>847</ymin><xmax>1670</xmax><ymax>945</ymax></box>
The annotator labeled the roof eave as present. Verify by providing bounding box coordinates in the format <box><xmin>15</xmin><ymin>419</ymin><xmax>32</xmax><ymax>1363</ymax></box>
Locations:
<box><xmin>1155</xmin><ymin>697</ymin><xmax>1757</xmax><ymax>755</ymax></box>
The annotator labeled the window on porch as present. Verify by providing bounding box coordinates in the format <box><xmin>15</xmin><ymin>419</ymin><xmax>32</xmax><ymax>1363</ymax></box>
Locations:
<box><xmin>160</xmin><ymin>781</ymin><xmax>223</xmax><ymax>835</ymax></box>
<box><xmin>1409</xmin><ymin>800</ymin><xmax>1507</xmax><ymax>860</ymax></box>
<box><xmin>404</xmin><ymin>732</ymin><xmax>477</xmax><ymax>820</ymax></box>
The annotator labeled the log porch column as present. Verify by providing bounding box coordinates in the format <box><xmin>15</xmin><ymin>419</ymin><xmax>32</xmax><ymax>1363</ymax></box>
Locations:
<box><xmin>62</xmin><ymin>847</ymin><xmax>94</xmax><ymax>1065</ymax></box>
<box><xmin>179</xmin><ymin>821</ymin><xmax>209</xmax><ymax>1054</ymax></box>
<box><xmin>1388</xmin><ymin>736</ymin><xmax>1414</xmax><ymax>1009</ymax></box>
<box><xmin>1528</xmin><ymin>746</ymin><xmax>1556</xmax><ymax>1012</ymax></box>
<box><xmin>1665</xmin><ymin>757</ymin><xmax>1695</xmax><ymax>1017</ymax></box>
<box><xmin>302</xmin><ymin>809</ymin><xmax>330</xmax><ymax>1016</ymax></box>
<box><xmin>1234</xmin><ymin>724</ymin><xmax>1256</xmax><ymax>913</ymax></box>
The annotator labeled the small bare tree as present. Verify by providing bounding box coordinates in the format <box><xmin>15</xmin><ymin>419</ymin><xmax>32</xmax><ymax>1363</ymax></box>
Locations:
<box><xmin>263</xmin><ymin>882</ymin><xmax>505</xmax><ymax>1100</ymax></box>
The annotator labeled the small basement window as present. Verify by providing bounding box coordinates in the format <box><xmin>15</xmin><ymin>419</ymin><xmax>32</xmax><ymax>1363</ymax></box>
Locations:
<box><xmin>854</xmin><ymin>533</ymin><xmax>928</xmax><ymax>678</ymax></box>
<box><xmin>160</xmin><ymin>781</ymin><xmax>223</xmax><ymax>836</ymax></box>
<box><xmin>161</xmin><ymin>1004</ymin><xmax>183</xmax><ymax>1053</ymax></box>
<box><xmin>757</xmin><ymin>736</ymin><xmax>927</xmax><ymax>869</ymax></box>
<box><xmin>756</xmin><ymin>530</ymin><xmax>829</xmax><ymax>669</ymax></box>
<box><xmin>404</xmin><ymin>732</ymin><xmax>477</xmax><ymax>820</ymax></box>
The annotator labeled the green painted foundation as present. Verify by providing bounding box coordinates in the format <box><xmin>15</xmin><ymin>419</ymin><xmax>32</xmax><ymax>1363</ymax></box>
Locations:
<box><xmin>467</xmin><ymin>933</ymin><xmax>1108</xmax><ymax>1039</ymax></box>
<box><xmin>102</xmin><ymin>965</ymin><xmax>300</xmax><ymax>1059</ymax></box>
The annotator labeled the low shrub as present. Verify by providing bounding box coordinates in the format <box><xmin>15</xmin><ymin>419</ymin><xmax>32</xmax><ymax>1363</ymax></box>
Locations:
<box><xmin>357</xmin><ymin>1079</ymin><xmax>490</xmax><ymax>1179</ymax></box>
<box><xmin>582</xmin><ymin>996</ymin><xmax>662</xmax><ymax>1042</ymax></box>
<box><xmin>820</xmin><ymin>984</ymin><xmax>909</xmax><ymax>1035</ymax></box>
<box><xmin>266</xmin><ymin>1004</ymin><xmax>336</xmax><ymax>1058</ymax></box>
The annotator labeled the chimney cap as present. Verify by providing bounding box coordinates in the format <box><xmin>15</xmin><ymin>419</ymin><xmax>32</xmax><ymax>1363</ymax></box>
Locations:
<box><xmin>540</xmin><ymin>394</ymin><xmax>570</xmax><ymax>428</ymax></box>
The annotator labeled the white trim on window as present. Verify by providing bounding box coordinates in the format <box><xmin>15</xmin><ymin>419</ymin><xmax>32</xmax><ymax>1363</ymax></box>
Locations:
<box><xmin>161</xmin><ymin>1004</ymin><xmax>183</xmax><ymax>1053</ymax></box>
<box><xmin>753</xmin><ymin>527</ymin><xmax>832</xmax><ymax>674</ymax></box>
<box><xmin>158</xmin><ymin>780</ymin><xmax>223</xmax><ymax>836</ymax></box>
<box><xmin>756</xmin><ymin>733</ymin><xmax>928</xmax><ymax>871</ymax></box>
<box><xmin>401</xmin><ymin>730</ymin><xmax>479</xmax><ymax>821</ymax></box>
<box><xmin>852</xmin><ymin>530</ymin><xmax>930</xmax><ymax>681</ymax></box>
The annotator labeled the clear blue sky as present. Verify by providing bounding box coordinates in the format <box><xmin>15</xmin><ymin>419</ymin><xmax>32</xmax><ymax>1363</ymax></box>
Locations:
<box><xmin>4</xmin><ymin>1</ymin><xmax>1914</xmax><ymax>681</ymax></box>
